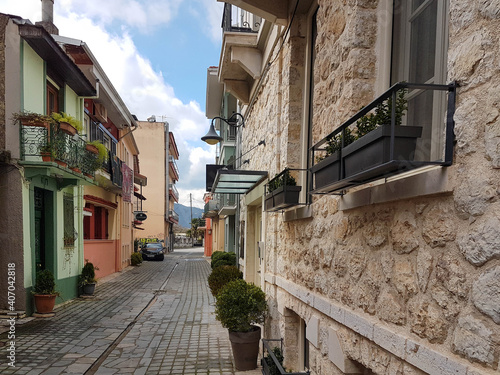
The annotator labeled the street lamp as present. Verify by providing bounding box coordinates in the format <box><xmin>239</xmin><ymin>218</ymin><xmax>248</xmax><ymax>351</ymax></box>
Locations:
<box><xmin>201</xmin><ymin>113</ymin><xmax>245</xmax><ymax>145</ymax></box>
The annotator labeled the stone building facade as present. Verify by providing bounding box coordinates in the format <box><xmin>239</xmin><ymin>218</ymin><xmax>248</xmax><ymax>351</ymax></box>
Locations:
<box><xmin>210</xmin><ymin>0</ymin><xmax>499</xmax><ymax>374</ymax></box>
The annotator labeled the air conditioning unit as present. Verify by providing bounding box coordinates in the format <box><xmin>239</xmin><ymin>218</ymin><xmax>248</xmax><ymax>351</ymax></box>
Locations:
<box><xmin>95</xmin><ymin>103</ymin><xmax>107</xmax><ymax>124</ymax></box>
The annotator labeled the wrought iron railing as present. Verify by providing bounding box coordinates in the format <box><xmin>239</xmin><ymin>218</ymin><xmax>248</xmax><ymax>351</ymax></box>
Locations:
<box><xmin>261</xmin><ymin>339</ymin><xmax>310</xmax><ymax>375</ymax></box>
<box><xmin>20</xmin><ymin>122</ymin><xmax>100</xmax><ymax>177</ymax></box>
<box><xmin>222</xmin><ymin>3</ymin><xmax>261</xmax><ymax>33</ymax></box>
<box><xmin>310</xmin><ymin>82</ymin><xmax>457</xmax><ymax>194</ymax></box>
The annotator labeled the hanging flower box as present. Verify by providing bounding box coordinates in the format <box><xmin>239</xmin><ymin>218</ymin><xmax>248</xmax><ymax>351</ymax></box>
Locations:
<box><xmin>264</xmin><ymin>185</ymin><xmax>302</xmax><ymax>212</ymax></box>
<box><xmin>58</xmin><ymin>121</ymin><xmax>77</xmax><ymax>136</ymax></box>
<box><xmin>264</xmin><ymin>169</ymin><xmax>301</xmax><ymax>212</ymax></box>
<box><xmin>85</xmin><ymin>143</ymin><xmax>99</xmax><ymax>154</ymax></box>
<box><xmin>342</xmin><ymin>124</ymin><xmax>422</xmax><ymax>180</ymax></box>
<box><xmin>311</xmin><ymin>151</ymin><xmax>341</xmax><ymax>191</ymax></box>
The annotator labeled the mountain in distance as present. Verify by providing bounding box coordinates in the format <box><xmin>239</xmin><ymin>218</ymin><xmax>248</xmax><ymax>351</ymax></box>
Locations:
<box><xmin>174</xmin><ymin>203</ymin><xmax>203</xmax><ymax>229</ymax></box>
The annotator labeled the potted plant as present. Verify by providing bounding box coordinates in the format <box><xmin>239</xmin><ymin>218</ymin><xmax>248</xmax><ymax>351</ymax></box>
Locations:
<box><xmin>207</xmin><ymin>265</ymin><xmax>243</xmax><ymax>298</ymax></box>
<box><xmin>78</xmin><ymin>260</ymin><xmax>98</xmax><ymax>296</ymax></box>
<box><xmin>39</xmin><ymin>143</ymin><xmax>55</xmax><ymax>162</ymax></box>
<box><xmin>32</xmin><ymin>269</ymin><xmax>59</xmax><ymax>314</ymax></box>
<box><xmin>264</xmin><ymin>169</ymin><xmax>302</xmax><ymax>212</ymax></box>
<box><xmin>215</xmin><ymin>279</ymin><xmax>268</xmax><ymax>371</ymax></box>
<box><xmin>12</xmin><ymin>111</ymin><xmax>51</xmax><ymax>128</ymax></box>
<box><xmin>211</xmin><ymin>251</ymin><xmax>236</xmax><ymax>269</ymax></box>
<box><xmin>51</xmin><ymin>112</ymin><xmax>83</xmax><ymax>136</ymax></box>
<box><xmin>312</xmin><ymin>87</ymin><xmax>422</xmax><ymax>191</ymax></box>
<box><xmin>86</xmin><ymin>140</ymin><xmax>108</xmax><ymax>164</ymax></box>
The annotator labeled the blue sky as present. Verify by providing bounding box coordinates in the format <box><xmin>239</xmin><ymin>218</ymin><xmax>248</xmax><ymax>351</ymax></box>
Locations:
<box><xmin>2</xmin><ymin>0</ymin><xmax>224</xmax><ymax>208</ymax></box>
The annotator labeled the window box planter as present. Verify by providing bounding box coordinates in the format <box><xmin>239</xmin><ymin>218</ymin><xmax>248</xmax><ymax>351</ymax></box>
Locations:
<box><xmin>58</xmin><ymin>121</ymin><xmax>77</xmax><ymax>136</ymax></box>
<box><xmin>311</xmin><ymin>151</ymin><xmax>341</xmax><ymax>191</ymax></box>
<box><xmin>264</xmin><ymin>185</ymin><xmax>302</xmax><ymax>212</ymax></box>
<box><xmin>85</xmin><ymin>143</ymin><xmax>99</xmax><ymax>154</ymax></box>
<box><xmin>342</xmin><ymin>124</ymin><xmax>422</xmax><ymax>180</ymax></box>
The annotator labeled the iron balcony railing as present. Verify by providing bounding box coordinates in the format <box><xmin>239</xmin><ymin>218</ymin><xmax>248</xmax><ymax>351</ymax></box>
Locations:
<box><xmin>222</xmin><ymin>3</ymin><xmax>261</xmax><ymax>33</ymax></box>
<box><xmin>310</xmin><ymin>82</ymin><xmax>457</xmax><ymax>194</ymax></box>
<box><xmin>168</xmin><ymin>209</ymin><xmax>179</xmax><ymax>223</ymax></box>
<box><xmin>261</xmin><ymin>339</ymin><xmax>310</xmax><ymax>375</ymax></box>
<box><xmin>20</xmin><ymin>122</ymin><xmax>101</xmax><ymax>177</ymax></box>
<box><xmin>169</xmin><ymin>183</ymin><xmax>179</xmax><ymax>201</ymax></box>
<box><xmin>169</xmin><ymin>155</ymin><xmax>179</xmax><ymax>179</ymax></box>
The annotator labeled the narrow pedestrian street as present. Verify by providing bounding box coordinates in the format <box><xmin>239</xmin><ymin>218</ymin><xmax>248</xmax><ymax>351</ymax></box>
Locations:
<box><xmin>0</xmin><ymin>248</ymin><xmax>261</xmax><ymax>375</ymax></box>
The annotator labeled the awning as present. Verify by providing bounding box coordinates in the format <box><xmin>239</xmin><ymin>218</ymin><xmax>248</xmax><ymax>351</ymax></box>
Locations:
<box><xmin>211</xmin><ymin>169</ymin><xmax>267</xmax><ymax>194</ymax></box>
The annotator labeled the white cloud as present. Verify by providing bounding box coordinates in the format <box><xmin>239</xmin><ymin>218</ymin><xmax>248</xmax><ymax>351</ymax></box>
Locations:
<box><xmin>57</xmin><ymin>0</ymin><xmax>181</xmax><ymax>32</ymax></box>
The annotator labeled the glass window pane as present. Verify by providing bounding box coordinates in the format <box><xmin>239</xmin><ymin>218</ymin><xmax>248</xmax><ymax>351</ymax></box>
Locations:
<box><xmin>407</xmin><ymin>90</ymin><xmax>434</xmax><ymax>161</ymax></box>
<box><xmin>409</xmin><ymin>0</ymin><xmax>438</xmax><ymax>83</ymax></box>
<box><xmin>412</xmin><ymin>0</ymin><xmax>426</xmax><ymax>12</ymax></box>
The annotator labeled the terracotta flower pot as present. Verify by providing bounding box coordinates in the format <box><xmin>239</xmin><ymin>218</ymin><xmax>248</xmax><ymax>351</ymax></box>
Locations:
<box><xmin>33</xmin><ymin>294</ymin><xmax>57</xmax><ymax>314</ymax></box>
<box><xmin>59</xmin><ymin>121</ymin><xmax>77</xmax><ymax>136</ymax></box>
<box><xmin>85</xmin><ymin>144</ymin><xmax>99</xmax><ymax>154</ymax></box>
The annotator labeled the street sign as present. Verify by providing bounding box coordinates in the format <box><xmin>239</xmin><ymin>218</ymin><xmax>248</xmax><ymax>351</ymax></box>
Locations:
<box><xmin>134</xmin><ymin>212</ymin><xmax>147</xmax><ymax>221</ymax></box>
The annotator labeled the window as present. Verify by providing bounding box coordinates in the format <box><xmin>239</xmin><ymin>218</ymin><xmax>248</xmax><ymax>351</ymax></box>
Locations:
<box><xmin>391</xmin><ymin>0</ymin><xmax>449</xmax><ymax>161</ymax></box>
<box><xmin>46</xmin><ymin>82</ymin><xmax>59</xmax><ymax>115</ymax></box>
<box><xmin>83</xmin><ymin>203</ymin><xmax>109</xmax><ymax>240</ymax></box>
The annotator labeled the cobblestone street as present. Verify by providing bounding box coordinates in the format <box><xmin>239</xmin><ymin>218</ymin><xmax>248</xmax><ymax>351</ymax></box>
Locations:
<box><xmin>0</xmin><ymin>248</ymin><xmax>261</xmax><ymax>375</ymax></box>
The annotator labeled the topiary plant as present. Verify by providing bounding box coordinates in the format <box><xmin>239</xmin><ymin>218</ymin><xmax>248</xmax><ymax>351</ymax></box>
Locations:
<box><xmin>208</xmin><ymin>265</ymin><xmax>243</xmax><ymax>298</ymax></box>
<box><xmin>215</xmin><ymin>279</ymin><xmax>267</xmax><ymax>332</ymax></box>
<box><xmin>33</xmin><ymin>269</ymin><xmax>59</xmax><ymax>295</ymax></box>
<box><xmin>211</xmin><ymin>251</ymin><xmax>236</xmax><ymax>269</ymax></box>
<box><xmin>131</xmin><ymin>252</ymin><xmax>142</xmax><ymax>266</ymax></box>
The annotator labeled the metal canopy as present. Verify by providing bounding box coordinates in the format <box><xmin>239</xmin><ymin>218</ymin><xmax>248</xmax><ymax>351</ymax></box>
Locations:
<box><xmin>211</xmin><ymin>169</ymin><xmax>267</xmax><ymax>194</ymax></box>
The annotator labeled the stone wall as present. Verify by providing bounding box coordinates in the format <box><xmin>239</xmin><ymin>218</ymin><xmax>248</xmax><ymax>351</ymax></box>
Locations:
<box><xmin>240</xmin><ymin>0</ymin><xmax>499</xmax><ymax>373</ymax></box>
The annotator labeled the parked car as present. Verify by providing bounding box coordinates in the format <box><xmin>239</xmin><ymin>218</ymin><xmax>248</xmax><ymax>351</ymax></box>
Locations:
<box><xmin>141</xmin><ymin>243</ymin><xmax>165</xmax><ymax>261</ymax></box>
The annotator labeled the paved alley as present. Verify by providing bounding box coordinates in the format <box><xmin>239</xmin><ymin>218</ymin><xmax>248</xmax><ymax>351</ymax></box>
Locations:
<box><xmin>0</xmin><ymin>248</ymin><xmax>261</xmax><ymax>375</ymax></box>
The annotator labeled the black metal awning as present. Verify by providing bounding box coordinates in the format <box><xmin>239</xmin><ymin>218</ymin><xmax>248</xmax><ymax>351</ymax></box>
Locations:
<box><xmin>211</xmin><ymin>169</ymin><xmax>267</xmax><ymax>194</ymax></box>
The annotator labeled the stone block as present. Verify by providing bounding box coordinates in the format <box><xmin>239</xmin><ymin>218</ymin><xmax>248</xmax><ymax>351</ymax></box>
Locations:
<box><xmin>328</xmin><ymin>327</ymin><xmax>363</xmax><ymax>374</ymax></box>
<box><xmin>343</xmin><ymin>309</ymin><xmax>374</xmax><ymax>340</ymax></box>
<box><xmin>372</xmin><ymin>323</ymin><xmax>406</xmax><ymax>359</ymax></box>
<box><xmin>472</xmin><ymin>265</ymin><xmax>500</xmax><ymax>324</ymax></box>
<box><xmin>306</xmin><ymin>315</ymin><xmax>320</xmax><ymax>348</ymax></box>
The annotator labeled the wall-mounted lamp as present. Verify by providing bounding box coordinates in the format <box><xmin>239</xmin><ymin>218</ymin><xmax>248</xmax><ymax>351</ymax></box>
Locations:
<box><xmin>201</xmin><ymin>113</ymin><xmax>245</xmax><ymax>145</ymax></box>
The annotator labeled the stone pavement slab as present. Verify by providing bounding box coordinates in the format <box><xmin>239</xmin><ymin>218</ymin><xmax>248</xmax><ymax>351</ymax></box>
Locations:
<box><xmin>0</xmin><ymin>248</ymin><xmax>262</xmax><ymax>374</ymax></box>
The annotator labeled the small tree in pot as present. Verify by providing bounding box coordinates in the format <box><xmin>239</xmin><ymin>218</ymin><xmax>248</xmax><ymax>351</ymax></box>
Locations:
<box><xmin>32</xmin><ymin>269</ymin><xmax>59</xmax><ymax>314</ymax></box>
<box><xmin>215</xmin><ymin>279</ymin><xmax>268</xmax><ymax>371</ymax></box>
<box><xmin>79</xmin><ymin>260</ymin><xmax>98</xmax><ymax>296</ymax></box>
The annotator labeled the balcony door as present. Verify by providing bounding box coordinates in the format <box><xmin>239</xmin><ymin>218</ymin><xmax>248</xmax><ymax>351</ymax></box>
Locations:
<box><xmin>391</xmin><ymin>0</ymin><xmax>449</xmax><ymax>161</ymax></box>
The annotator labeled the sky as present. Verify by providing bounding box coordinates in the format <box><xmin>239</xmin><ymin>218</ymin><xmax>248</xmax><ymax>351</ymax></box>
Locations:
<box><xmin>1</xmin><ymin>0</ymin><xmax>224</xmax><ymax>208</ymax></box>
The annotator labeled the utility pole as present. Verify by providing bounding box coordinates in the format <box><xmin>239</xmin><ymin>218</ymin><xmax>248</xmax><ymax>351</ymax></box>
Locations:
<box><xmin>190</xmin><ymin>193</ymin><xmax>193</xmax><ymax>246</ymax></box>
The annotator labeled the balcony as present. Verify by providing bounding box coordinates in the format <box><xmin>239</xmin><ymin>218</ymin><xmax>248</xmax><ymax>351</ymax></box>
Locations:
<box><xmin>20</xmin><ymin>121</ymin><xmax>101</xmax><ymax>181</ymax></box>
<box><xmin>169</xmin><ymin>155</ymin><xmax>179</xmax><ymax>181</ymax></box>
<box><xmin>219</xmin><ymin>4</ymin><xmax>262</xmax><ymax>104</ymax></box>
<box><xmin>311</xmin><ymin>82</ymin><xmax>457</xmax><ymax>195</ymax></box>
<box><xmin>222</xmin><ymin>3</ymin><xmax>261</xmax><ymax>33</ymax></box>
<box><xmin>168</xmin><ymin>209</ymin><xmax>179</xmax><ymax>224</ymax></box>
<box><xmin>169</xmin><ymin>183</ymin><xmax>179</xmax><ymax>202</ymax></box>
<box><xmin>204</xmin><ymin>197</ymin><xmax>220</xmax><ymax>218</ymax></box>
<box><xmin>219</xmin><ymin>193</ymin><xmax>237</xmax><ymax>216</ymax></box>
